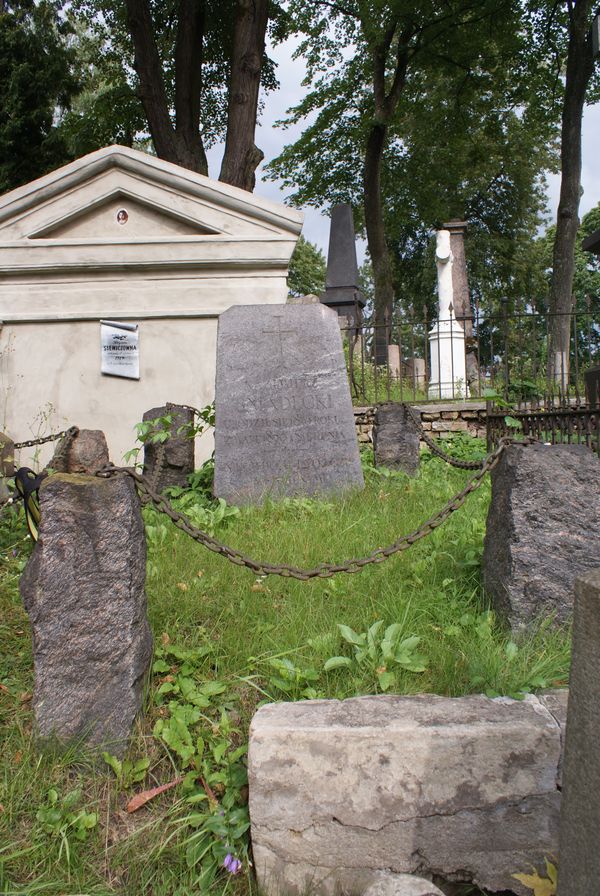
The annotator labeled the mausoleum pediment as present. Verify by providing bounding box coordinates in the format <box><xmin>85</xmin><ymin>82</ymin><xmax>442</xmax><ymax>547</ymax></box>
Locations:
<box><xmin>28</xmin><ymin>192</ymin><xmax>218</xmax><ymax>240</ymax></box>
<box><xmin>0</xmin><ymin>144</ymin><xmax>303</xmax><ymax>245</ymax></box>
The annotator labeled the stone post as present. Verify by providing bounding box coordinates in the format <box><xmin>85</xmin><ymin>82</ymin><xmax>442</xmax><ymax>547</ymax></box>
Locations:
<box><xmin>50</xmin><ymin>429</ymin><xmax>109</xmax><ymax>474</ymax></box>
<box><xmin>0</xmin><ymin>432</ymin><xmax>15</xmax><ymax>501</ymax></box>
<box><xmin>387</xmin><ymin>345</ymin><xmax>401</xmax><ymax>379</ymax></box>
<box><xmin>143</xmin><ymin>404</ymin><xmax>195</xmax><ymax>492</ymax></box>
<box><xmin>442</xmin><ymin>220</ymin><xmax>471</xmax><ymax>337</ymax></box>
<box><xmin>428</xmin><ymin>230</ymin><xmax>468</xmax><ymax>399</ymax></box>
<box><xmin>320</xmin><ymin>203</ymin><xmax>365</xmax><ymax>331</ymax></box>
<box><xmin>19</xmin><ymin>473</ymin><xmax>152</xmax><ymax>755</ymax></box>
<box><xmin>557</xmin><ymin>569</ymin><xmax>600</xmax><ymax>896</ymax></box>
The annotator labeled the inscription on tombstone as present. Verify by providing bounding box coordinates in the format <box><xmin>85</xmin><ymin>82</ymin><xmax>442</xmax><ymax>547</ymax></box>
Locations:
<box><xmin>213</xmin><ymin>304</ymin><xmax>364</xmax><ymax>504</ymax></box>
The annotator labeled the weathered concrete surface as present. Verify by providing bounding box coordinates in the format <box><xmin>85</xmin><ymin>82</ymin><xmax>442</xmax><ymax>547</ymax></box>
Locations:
<box><xmin>363</xmin><ymin>873</ymin><xmax>444</xmax><ymax>896</ymax></box>
<box><xmin>558</xmin><ymin>569</ymin><xmax>600</xmax><ymax>896</ymax></box>
<box><xmin>248</xmin><ymin>692</ymin><xmax>566</xmax><ymax>896</ymax></box>
<box><xmin>482</xmin><ymin>443</ymin><xmax>600</xmax><ymax>632</ymax></box>
<box><xmin>143</xmin><ymin>404</ymin><xmax>194</xmax><ymax>492</ymax></box>
<box><xmin>20</xmin><ymin>473</ymin><xmax>152</xmax><ymax>755</ymax></box>
<box><xmin>372</xmin><ymin>403</ymin><xmax>420</xmax><ymax>475</ymax></box>
<box><xmin>50</xmin><ymin>429</ymin><xmax>109</xmax><ymax>474</ymax></box>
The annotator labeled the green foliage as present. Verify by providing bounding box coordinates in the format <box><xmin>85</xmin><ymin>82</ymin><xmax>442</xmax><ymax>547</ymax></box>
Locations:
<box><xmin>421</xmin><ymin>433</ymin><xmax>488</xmax><ymax>464</ymax></box>
<box><xmin>152</xmin><ymin>639</ymin><xmax>251</xmax><ymax>888</ymax></box>
<box><xmin>263</xmin><ymin>656</ymin><xmax>323</xmax><ymax>700</ymax></box>
<box><xmin>35</xmin><ymin>787</ymin><xmax>98</xmax><ymax>864</ymax></box>
<box><xmin>267</xmin><ymin>0</ymin><xmax>559</xmax><ymax>317</ymax></box>
<box><xmin>0</xmin><ymin>440</ymin><xmax>572</xmax><ymax>893</ymax></box>
<box><xmin>325</xmin><ymin>621</ymin><xmax>428</xmax><ymax>692</ymax></box>
<box><xmin>102</xmin><ymin>752</ymin><xmax>150</xmax><ymax>789</ymax></box>
<box><xmin>123</xmin><ymin>404</ymin><xmax>215</xmax><ymax>468</ymax></box>
<box><xmin>0</xmin><ymin>2</ymin><xmax>79</xmax><ymax>192</ymax></box>
<box><xmin>287</xmin><ymin>235</ymin><xmax>326</xmax><ymax>298</ymax></box>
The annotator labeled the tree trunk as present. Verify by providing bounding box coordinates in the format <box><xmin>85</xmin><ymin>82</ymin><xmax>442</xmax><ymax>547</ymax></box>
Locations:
<box><xmin>125</xmin><ymin>0</ymin><xmax>208</xmax><ymax>174</ymax></box>
<box><xmin>175</xmin><ymin>0</ymin><xmax>208</xmax><ymax>174</ymax></box>
<box><xmin>363</xmin><ymin>121</ymin><xmax>395</xmax><ymax>365</ymax></box>
<box><xmin>219</xmin><ymin>0</ymin><xmax>269</xmax><ymax>191</ymax></box>
<box><xmin>547</xmin><ymin>0</ymin><xmax>595</xmax><ymax>392</ymax></box>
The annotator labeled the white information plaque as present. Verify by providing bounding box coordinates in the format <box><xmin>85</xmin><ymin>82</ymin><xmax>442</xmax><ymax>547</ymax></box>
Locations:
<box><xmin>100</xmin><ymin>320</ymin><xmax>140</xmax><ymax>380</ymax></box>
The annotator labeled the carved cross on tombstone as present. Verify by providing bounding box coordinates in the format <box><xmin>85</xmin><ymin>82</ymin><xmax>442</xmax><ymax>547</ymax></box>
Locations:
<box><xmin>262</xmin><ymin>314</ymin><xmax>297</xmax><ymax>367</ymax></box>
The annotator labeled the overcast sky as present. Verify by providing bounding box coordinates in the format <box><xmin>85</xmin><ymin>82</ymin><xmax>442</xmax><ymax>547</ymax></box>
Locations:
<box><xmin>208</xmin><ymin>37</ymin><xmax>600</xmax><ymax>262</ymax></box>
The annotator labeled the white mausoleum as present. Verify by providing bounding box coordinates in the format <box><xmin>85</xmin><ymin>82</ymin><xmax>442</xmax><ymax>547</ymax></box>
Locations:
<box><xmin>0</xmin><ymin>145</ymin><xmax>303</xmax><ymax>465</ymax></box>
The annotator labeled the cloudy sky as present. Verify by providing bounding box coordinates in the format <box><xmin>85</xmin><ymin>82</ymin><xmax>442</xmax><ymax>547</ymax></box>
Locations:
<box><xmin>208</xmin><ymin>36</ymin><xmax>600</xmax><ymax>261</ymax></box>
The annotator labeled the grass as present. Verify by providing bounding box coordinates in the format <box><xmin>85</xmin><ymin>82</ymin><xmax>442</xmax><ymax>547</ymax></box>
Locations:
<box><xmin>0</xmin><ymin>441</ymin><xmax>571</xmax><ymax>895</ymax></box>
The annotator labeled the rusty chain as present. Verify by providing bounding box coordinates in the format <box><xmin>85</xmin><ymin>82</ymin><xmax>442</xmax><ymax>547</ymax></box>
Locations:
<box><xmin>404</xmin><ymin>406</ymin><xmax>485</xmax><ymax>470</ymax></box>
<box><xmin>14</xmin><ymin>426</ymin><xmax>79</xmax><ymax>451</ymax></box>
<box><xmin>96</xmin><ymin>439</ymin><xmax>508</xmax><ymax>581</ymax></box>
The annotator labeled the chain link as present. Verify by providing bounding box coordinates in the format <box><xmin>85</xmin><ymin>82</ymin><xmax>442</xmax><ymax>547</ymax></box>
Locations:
<box><xmin>14</xmin><ymin>426</ymin><xmax>79</xmax><ymax>451</ymax></box>
<box><xmin>404</xmin><ymin>406</ymin><xmax>485</xmax><ymax>470</ymax></box>
<box><xmin>96</xmin><ymin>439</ymin><xmax>508</xmax><ymax>581</ymax></box>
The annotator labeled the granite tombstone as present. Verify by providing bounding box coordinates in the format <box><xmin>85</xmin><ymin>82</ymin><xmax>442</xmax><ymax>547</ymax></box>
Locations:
<box><xmin>213</xmin><ymin>304</ymin><xmax>364</xmax><ymax>504</ymax></box>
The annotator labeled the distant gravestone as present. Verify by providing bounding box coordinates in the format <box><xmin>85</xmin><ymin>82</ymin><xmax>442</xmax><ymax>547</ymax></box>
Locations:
<box><xmin>482</xmin><ymin>443</ymin><xmax>600</xmax><ymax>632</ymax></box>
<box><xmin>20</xmin><ymin>473</ymin><xmax>152</xmax><ymax>755</ymax></box>
<box><xmin>143</xmin><ymin>404</ymin><xmax>194</xmax><ymax>492</ymax></box>
<box><xmin>373</xmin><ymin>404</ymin><xmax>420</xmax><ymax>475</ymax></box>
<box><xmin>213</xmin><ymin>304</ymin><xmax>364</xmax><ymax>504</ymax></box>
<box><xmin>320</xmin><ymin>203</ymin><xmax>365</xmax><ymax>328</ymax></box>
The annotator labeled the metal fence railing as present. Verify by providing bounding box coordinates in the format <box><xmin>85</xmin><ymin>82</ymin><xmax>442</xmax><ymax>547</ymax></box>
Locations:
<box><xmin>341</xmin><ymin>298</ymin><xmax>600</xmax><ymax>408</ymax></box>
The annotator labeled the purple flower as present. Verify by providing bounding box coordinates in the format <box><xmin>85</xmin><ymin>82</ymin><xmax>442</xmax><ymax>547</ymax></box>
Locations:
<box><xmin>223</xmin><ymin>853</ymin><xmax>242</xmax><ymax>874</ymax></box>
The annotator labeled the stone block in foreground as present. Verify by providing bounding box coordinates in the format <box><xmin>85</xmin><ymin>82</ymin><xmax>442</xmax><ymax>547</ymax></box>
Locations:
<box><xmin>482</xmin><ymin>443</ymin><xmax>600</xmax><ymax>631</ymax></box>
<box><xmin>372</xmin><ymin>403</ymin><xmax>420</xmax><ymax>475</ymax></box>
<box><xmin>248</xmin><ymin>692</ymin><xmax>567</xmax><ymax>896</ymax></box>
<box><xmin>20</xmin><ymin>473</ymin><xmax>152</xmax><ymax>755</ymax></box>
<box><xmin>558</xmin><ymin>569</ymin><xmax>600</xmax><ymax>896</ymax></box>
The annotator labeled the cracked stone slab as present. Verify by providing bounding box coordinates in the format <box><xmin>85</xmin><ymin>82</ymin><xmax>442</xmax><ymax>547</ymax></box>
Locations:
<box><xmin>213</xmin><ymin>303</ymin><xmax>364</xmax><ymax>504</ymax></box>
<box><xmin>248</xmin><ymin>693</ymin><xmax>565</xmax><ymax>896</ymax></box>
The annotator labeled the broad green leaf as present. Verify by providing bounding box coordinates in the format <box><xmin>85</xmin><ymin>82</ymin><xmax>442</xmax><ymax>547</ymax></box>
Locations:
<box><xmin>337</xmin><ymin>624</ymin><xmax>363</xmax><ymax>646</ymax></box>
<box><xmin>377</xmin><ymin>671</ymin><xmax>396</xmax><ymax>691</ymax></box>
<box><xmin>324</xmin><ymin>656</ymin><xmax>353</xmax><ymax>671</ymax></box>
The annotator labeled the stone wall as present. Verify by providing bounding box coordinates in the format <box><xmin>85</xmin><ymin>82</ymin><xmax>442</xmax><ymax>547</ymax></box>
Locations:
<box><xmin>354</xmin><ymin>401</ymin><xmax>487</xmax><ymax>447</ymax></box>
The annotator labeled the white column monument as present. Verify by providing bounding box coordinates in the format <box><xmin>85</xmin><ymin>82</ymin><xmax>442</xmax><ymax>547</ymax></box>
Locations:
<box><xmin>428</xmin><ymin>229</ymin><xmax>468</xmax><ymax>399</ymax></box>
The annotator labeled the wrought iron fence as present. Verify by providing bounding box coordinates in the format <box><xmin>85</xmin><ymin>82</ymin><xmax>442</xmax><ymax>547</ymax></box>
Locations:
<box><xmin>341</xmin><ymin>298</ymin><xmax>600</xmax><ymax>408</ymax></box>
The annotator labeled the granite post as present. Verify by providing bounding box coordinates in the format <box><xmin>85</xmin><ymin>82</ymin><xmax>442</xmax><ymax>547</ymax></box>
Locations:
<box><xmin>373</xmin><ymin>404</ymin><xmax>420</xmax><ymax>475</ymax></box>
<box><xmin>50</xmin><ymin>429</ymin><xmax>109</xmax><ymax>474</ymax></box>
<box><xmin>557</xmin><ymin>569</ymin><xmax>600</xmax><ymax>896</ymax></box>
<box><xmin>482</xmin><ymin>443</ymin><xmax>600</xmax><ymax>631</ymax></box>
<box><xmin>143</xmin><ymin>404</ymin><xmax>195</xmax><ymax>492</ymax></box>
<box><xmin>19</xmin><ymin>473</ymin><xmax>152</xmax><ymax>755</ymax></box>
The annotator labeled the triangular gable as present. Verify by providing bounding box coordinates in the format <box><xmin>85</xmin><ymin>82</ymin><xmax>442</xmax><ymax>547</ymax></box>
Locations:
<box><xmin>0</xmin><ymin>144</ymin><xmax>303</xmax><ymax>242</ymax></box>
